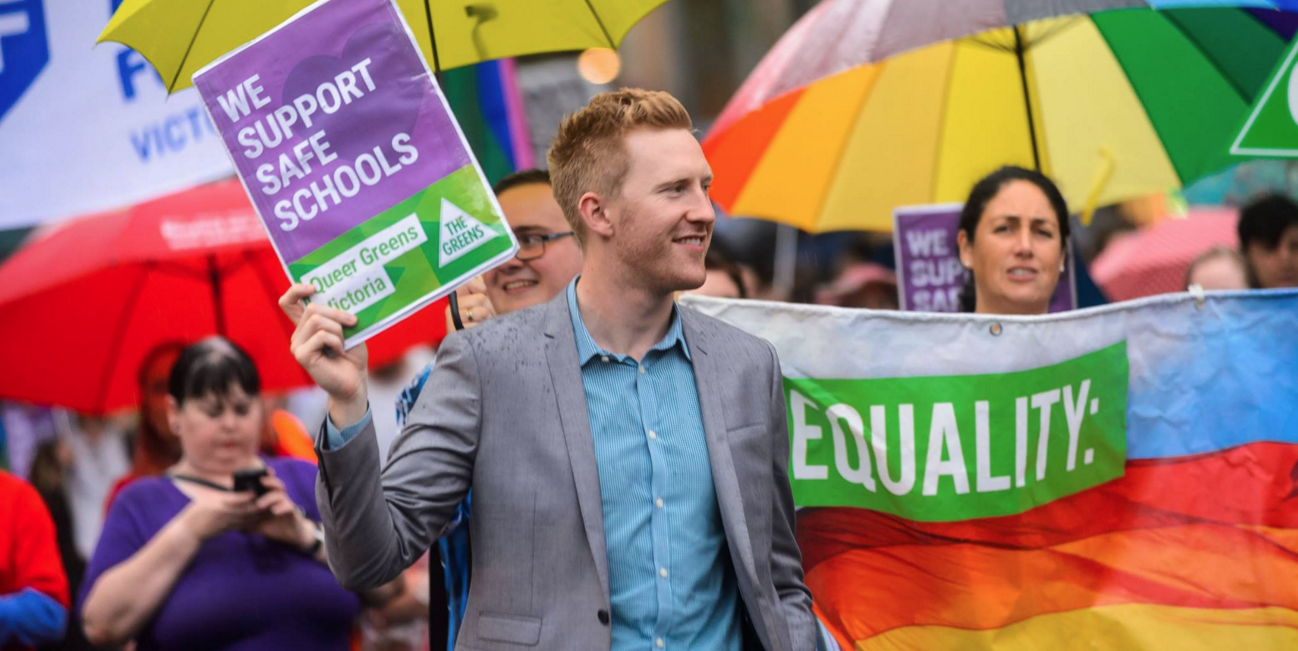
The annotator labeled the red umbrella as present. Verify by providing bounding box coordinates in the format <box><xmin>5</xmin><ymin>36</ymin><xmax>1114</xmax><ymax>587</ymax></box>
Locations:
<box><xmin>0</xmin><ymin>179</ymin><xmax>445</xmax><ymax>414</ymax></box>
<box><xmin>1090</xmin><ymin>207</ymin><xmax>1239</xmax><ymax>302</ymax></box>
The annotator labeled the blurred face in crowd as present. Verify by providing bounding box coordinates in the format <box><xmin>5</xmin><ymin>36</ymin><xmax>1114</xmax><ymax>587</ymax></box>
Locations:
<box><xmin>1187</xmin><ymin>253</ymin><xmax>1248</xmax><ymax>291</ymax></box>
<box><xmin>958</xmin><ymin>180</ymin><xmax>1064</xmax><ymax>315</ymax></box>
<box><xmin>141</xmin><ymin>349</ymin><xmax>181</xmax><ymax>438</ymax></box>
<box><xmin>599</xmin><ymin>128</ymin><xmax>715</xmax><ymax>294</ymax></box>
<box><xmin>484</xmin><ymin>182</ymin><xmax>584</xmax><ymax>315</ymax></box>
<box><xmin>169</xmin><ymin>385</ymin><xmax>263</xmax><ymax>476</ymax></box>
<box><xmin>1245</xmin><ymin>224</ymin><xmax>1298</xmax><ymax>288</ymax></box>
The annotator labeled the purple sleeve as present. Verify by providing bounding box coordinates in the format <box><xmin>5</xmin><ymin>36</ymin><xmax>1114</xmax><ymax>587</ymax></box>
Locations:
<box><xmin>78</xmin><ymin>485</ymin><xmax>150</xmax><ymax>610</ymax></box>
<box><xmin>271</xmin><ymin>458</ymin><xmax>322</xmax><ymax>521</ymax></box>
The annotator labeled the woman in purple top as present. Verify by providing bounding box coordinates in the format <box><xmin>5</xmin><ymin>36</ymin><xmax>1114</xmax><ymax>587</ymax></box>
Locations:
<box><xmin>80</xmin><ymin>337</ymin><xmax>394</xmax><ymax>650</ymax></box>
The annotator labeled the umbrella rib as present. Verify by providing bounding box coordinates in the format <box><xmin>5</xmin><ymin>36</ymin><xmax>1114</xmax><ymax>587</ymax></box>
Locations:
<box><xmin>1014</xmin><ymin>26</ymin><xmax>1042</xmax><ymax>172</ymax></box>
<box><xmin>92</xmin><ymin>262</ymin><xmax>154</xmax><ymax>414</ymax></box>
<box><xmin>424</xmin><ymin>0</ymin><xmax>442</xmax><ymax>73</ymax></box>
<box><xmin>1160</xmin><ymin>12</ymin><xmax>1250</xmax><ymax>103</ymax></box>
<box><xmin>583</xmin><ymin>0</ymin><xmax>616</xmax><ymax>49</ymax></box>
<box><xmin>168</xmin><ymin>0</ymin><xmax>217</xmax><ymax>93</ymax></box>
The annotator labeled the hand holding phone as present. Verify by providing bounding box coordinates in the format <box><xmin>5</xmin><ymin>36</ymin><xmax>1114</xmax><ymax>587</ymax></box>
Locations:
<box><xmin>232</xmin><ymin>468</ymin><xmax>269</xmax><ymax>497</ymax></box>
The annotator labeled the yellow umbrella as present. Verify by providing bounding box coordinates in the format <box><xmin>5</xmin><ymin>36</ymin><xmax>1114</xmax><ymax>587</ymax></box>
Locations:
<box><xmin>100</xmin><ymin>0</ymin><xmax>669</xmax><ymax>92</ymax></box>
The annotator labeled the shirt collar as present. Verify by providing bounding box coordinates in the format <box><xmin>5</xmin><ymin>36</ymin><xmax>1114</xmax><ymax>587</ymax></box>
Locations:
<box><xmin>566</xmin><ymin>277</ymin><xmax>691</xmax><ymax>365</ymax></box>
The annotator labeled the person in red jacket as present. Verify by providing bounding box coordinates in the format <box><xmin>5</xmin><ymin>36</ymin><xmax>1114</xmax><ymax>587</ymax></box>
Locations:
<box><xmin>0</xmin><ymin>470</ymin><xmax>69</xmax><ymax>650</ymax></box>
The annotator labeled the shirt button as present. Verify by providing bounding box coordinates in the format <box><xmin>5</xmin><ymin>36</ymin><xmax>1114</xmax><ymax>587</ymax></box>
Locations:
<box><xmin>639</xmin><ymin>365</ymin><xmax>646</xmax><ymax>374</ymax></box>
<box><xmin>655</xmin><ymin>498</ymin><xmax>664</xmax><ymax>509</ymax></box>
<box><xmin>601</xmin><ymin>355</ymin><xmax>609</xmax><ymax>363</ymax></box>
<box><xmin>648</xmin><ymin>430</ymin><xmax>657</xmax><ymax>440</ymax></box>
<box><xmin>656</xmin><ymin>639</ymin><xmax>665</xmax><ymax>648</ymax></box>
<box><xmin>659</xmin><ymin>567</ymin><xmax>668</xmax><ymax>578</ymax></box>
<box><xmin>597</xmin><ymin>609</ymin><xmax>610</xmax><ymax>625</ymax></box>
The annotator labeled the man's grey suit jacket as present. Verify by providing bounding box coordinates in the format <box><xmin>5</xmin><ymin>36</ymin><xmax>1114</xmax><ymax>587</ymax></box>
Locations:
<box><xmin>315</xmin><ymin>291</ymin><xmax>815</xmax><ymax>650</ymax></box>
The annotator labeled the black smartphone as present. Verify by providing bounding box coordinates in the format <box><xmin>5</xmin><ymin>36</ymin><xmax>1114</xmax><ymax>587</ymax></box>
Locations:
<box><xmin>232</xmin><ymin>468</ymin><xmax>269</xmax><ymax>497</ymax></box>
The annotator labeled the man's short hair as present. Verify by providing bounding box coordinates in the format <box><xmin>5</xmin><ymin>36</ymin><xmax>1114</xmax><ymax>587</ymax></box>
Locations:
<box><xmin>1239</xmin><ymin>194</ymin><xmax>1298</xmax><ymax>252</ymax></box>
<box><xmin>546</xmin><ymin>88</ymin><xmax>693</xmax><ymax>247</ymax></box>
<box><xmin>492</xmin><ymin>169</ymin><xmax>550</xmax><ymax>196</ymax></box>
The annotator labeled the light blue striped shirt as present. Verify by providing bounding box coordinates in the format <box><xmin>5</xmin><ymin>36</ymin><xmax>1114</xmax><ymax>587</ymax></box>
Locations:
<box><xmin>566</xmin><ymin>279</ymin><xmax>740</xmax><ymax>651</ymax></box>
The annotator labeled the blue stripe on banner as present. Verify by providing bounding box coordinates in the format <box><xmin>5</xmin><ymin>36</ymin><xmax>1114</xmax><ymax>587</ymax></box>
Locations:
<box><xmin>1126</xmin><ymin>289</ymin><xmax>1298</xmax><ymax>460</ymax></box>
<box><xmin>475</xmin><ymin>61</ymin><xmax>516</xmax><ymax>171</ymax></box>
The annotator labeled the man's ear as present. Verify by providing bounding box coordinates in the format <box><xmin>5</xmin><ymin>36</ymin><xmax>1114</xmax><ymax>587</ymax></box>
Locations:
<box><xmin>579</xmin><ymin>191</ymin><xmax>614</xmax><ymax>241</ymax></box>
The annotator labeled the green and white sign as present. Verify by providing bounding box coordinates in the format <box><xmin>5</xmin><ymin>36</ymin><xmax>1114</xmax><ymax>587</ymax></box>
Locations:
<box><xmin>786</xmin><ymin>342</ymin><xmax>1128</xmax><ymax>521</ymax></box>
<box><xmin>1232</xmin><ymin>37</ymin><xmax>1298</xmax><ymax>157</ymax></box>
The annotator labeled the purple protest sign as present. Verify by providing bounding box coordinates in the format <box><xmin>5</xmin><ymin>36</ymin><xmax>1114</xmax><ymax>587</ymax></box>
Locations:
<box><xmin>192</xmin><ymin>0</ymin><xmax>516</xmax><ymax>347</ymax></box>
<box><xmin>893</xmin><ymin>204</ymin><xmax>1076</xmax><ymax>313</ymax></box>
<box><xmin>194</xmin><ymin>0</ymin><xmax>471</xmax><ymax>262</ymax></box>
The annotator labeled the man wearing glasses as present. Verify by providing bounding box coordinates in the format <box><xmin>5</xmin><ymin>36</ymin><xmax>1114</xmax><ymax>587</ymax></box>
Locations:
<box><xmin>445</xmin><ymin>169</ymin><xmax>583</xmax><ymax>330</ymax></box>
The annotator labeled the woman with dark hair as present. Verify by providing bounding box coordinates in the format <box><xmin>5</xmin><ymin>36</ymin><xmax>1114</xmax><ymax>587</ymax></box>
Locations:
<box><xmin>956</xmin><ymin>166</ymin><xmax>1071</xmax><ymax>315</ymax></box>
<box><xmin>80</xmin><ymin>337</ymin><xmax>395</xmax><ymax>650</ymax></box>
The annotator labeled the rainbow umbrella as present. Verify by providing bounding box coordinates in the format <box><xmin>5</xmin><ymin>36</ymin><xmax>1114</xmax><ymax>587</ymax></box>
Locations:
<box><xmin>705</xmin><ymin>5</ymin><xmax>1298</xmax><ymax>232</ymax></box>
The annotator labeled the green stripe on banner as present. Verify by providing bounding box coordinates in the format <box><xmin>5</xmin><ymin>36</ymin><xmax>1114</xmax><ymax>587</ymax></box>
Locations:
<box><xmin>785</xmin><ymin>342</ymin><xmax>1129</xmax><ymax>522</ymax></box>
<box><xmin>1092</xmin><ymin>10</ymin><xmax>1250</xmax><ymax>184</ymax></box>
<box><xmin>1162</xmin><ymin>8</ymin><xmax>1287</xmax><ymax>102</ymax></box>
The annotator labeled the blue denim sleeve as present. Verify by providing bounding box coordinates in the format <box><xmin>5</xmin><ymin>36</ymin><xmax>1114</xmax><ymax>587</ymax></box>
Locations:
<box><xmin>323</xmin><ymin>407</ymin><xmax>372</xmax><ymax>450</ymax></box>
<box><xmin>0</xmin><ymin>588</ymin><xmax>67</xmax><ymax>647</ymax></box>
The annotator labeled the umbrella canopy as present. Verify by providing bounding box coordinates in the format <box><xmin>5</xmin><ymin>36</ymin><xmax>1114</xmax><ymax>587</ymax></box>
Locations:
<box><xmin>1091</xmin><ymin>207</ymin><xmax>1239</xmax><ymax>301</ymax></box>
<box><xmin>713</xmin><ymin>0</ymin><xmax>1298</xmax><ymax>134</ymax></box>
<box><xmin>705</xmin><ymin>5</ymin><xmax>1297</xmax><ymax>232</ymax></box>
<box><xmin>0</xmin><ymin>179</ymin><xmax>445</xmax><ymax>414</ymax></box>
<box><xmin>99</xmin><ymin>0</ymin><xmax>671</xmax><ymax>92</ymax></box>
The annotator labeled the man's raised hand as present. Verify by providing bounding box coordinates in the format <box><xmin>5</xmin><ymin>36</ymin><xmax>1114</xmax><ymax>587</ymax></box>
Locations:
<box><xmin>279</xmin><ymin>283</ymin><xmax>369</xmax><ymax>427</ymax></box>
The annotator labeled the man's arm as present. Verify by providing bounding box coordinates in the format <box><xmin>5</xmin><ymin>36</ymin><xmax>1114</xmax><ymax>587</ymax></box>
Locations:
<box><xmin>765</xmin><ymin>341</ymin><xmax>816</xmax><ymax>651</ymax></box>
<box><xmin>281</xmin><ymin>283</ymin><xmax>480</xmax><ymax>592</ymax></box>
<box><xmin>314</xmin><ymin>333</ymin><xmax>482</xmax><ymax>591</ymax></box>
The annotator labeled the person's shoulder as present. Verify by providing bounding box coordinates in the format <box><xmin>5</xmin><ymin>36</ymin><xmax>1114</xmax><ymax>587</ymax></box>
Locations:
<box><xmin>108</xmin><ymin>474</ymin><xmax>173</xmax><ymax>517</ymax></box>
<box><xmin>115</xmin><ymin>474</ymin><xmax>170</xmax><ymax>501</ymax></box>
<box><xmin>0</xmin><ymin>470</ymin><xmax>43</xmax><ymax>511</ymax></box>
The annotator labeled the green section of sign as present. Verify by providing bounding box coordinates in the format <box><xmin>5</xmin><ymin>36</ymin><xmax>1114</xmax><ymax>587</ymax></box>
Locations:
<box><xmin>785</xmin><ymin>342</ymin><xmax>1129</xmax><ymax>522</ymax></box>
<box><xmin>287</xmin><ymin>165</ymin><xmax>514</xmax><ymax>338</ymax></box>
<box><xmin>1233</xmin><ymin>38</ymin><xmax>1298</xmax><ymax>157</ymax></box>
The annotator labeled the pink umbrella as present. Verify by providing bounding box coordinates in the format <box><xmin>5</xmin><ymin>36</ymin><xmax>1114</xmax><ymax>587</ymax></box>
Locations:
<box><xmin>1090</xmin><ymin>207</ymin><xmax>1239</xmax><ymax>302</ymax></box>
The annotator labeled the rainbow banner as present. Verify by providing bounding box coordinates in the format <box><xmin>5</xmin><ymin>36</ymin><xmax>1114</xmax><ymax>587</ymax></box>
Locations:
<box><xmin>683</xmin><ymin>290</ymin><xmax>1298</xmax><ymax>650</ymax></box>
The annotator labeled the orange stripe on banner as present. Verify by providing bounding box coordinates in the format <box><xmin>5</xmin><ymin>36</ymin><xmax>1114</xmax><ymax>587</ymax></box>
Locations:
<box><xmin>798</xmin><ymin>441</ymin><xmax>1298</xmax><ymax>571</ymax></box>
<box><xmin>702</xmin><ymin>88</ymin><xmax>805</xmax><ymax>211</ymax></box>
<box><xmin>798</xmin><ymin>442</ymin><xmax>1298</xmax><ymax>647</ymax></box>
<box><xmin>806</xmin><ymin>523</ymin><xmax>1298</xmax><ymax>644</ymax></box>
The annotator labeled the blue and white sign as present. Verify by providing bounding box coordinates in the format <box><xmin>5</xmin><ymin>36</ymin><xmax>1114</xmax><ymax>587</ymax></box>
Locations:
<box><xmin>0</xmin><ymin>0</ymin><xmax>231</xmax><ymax>228</ymax></box>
